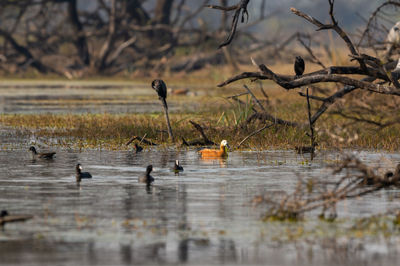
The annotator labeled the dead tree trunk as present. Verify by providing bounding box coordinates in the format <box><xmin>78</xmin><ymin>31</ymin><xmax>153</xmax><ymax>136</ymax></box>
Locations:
<box><xmin>125</xmin><ymin>0</ymin><xmax>151</xmax><ymax>25</ymax></box>
<box><xmin>219</xmin><ymin>0</ymin><xmax>228</xmax><ymax>31</ymax></box>
<box><xmin>67</xmin><ymin>0</ymin><xmax>90</xmax><ymax>66</ymax></box>
<box><xmin>154</xmin><ymin>0</ymin><xmax>174</xmax><ymax>24</ymax></box>
<box><xmin>0</xmin><ymin>29</ymin><xmax>50</xmax><ymax>74</ymax></box>
<box><xmin>153</xmin><ymin>0</ymin><xmax>175</xmax><ymax>46</ymax></box>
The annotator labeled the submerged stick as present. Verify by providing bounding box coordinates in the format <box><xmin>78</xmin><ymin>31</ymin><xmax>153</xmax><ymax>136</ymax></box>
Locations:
<box><xmin>189</xmin><ymin>120</ymin><xmax>214</xmax><ymax>144</ymax></box>
<box><xmin>138</xmin><ymin>133</ymin><xmax>147</xmax><ymax>145</ymax></box>
<box><xmin>237</xmin><ymin>123</ymin><xmax>274</xmax><ymax>148</ymax></box>
<box><xmin>306</xmin><ymin>88</ymin><xmax>315</xmax><ymax>160</ymax></box>
<box><xmin>126</xmin><ymin>135</ymin><xmax>157</xmax><ymax>146</ymax></box>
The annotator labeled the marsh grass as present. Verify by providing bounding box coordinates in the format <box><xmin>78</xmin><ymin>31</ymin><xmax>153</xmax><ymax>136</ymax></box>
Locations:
<box><xmin>1</xmin><ymin>103</ymin><xmax>400</xmax><ymax>151</ymax></box>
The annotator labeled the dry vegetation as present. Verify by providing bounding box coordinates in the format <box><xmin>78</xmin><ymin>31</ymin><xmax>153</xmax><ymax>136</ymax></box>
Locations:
<box><xmin>1</xmin><ymin>90</ymin><xmax>400</xmax><ymax>151</ymax></box>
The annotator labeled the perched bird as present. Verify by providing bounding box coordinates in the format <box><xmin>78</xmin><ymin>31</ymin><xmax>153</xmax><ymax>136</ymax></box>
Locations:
<box><xmin>386</xmin><ymin>21</ymin><xmax>400</xmax><ymax>59</ymax></box>
<box><xmin>152</xmin><ymin>79</ymin><xmax>174</xmax><ymax>141</ymax></box>
<box><xmin>199</xmin><ymin>140</ymin><xmax>229</xmax><ymax>158</ymax></box>
<box><xmin>29</xmin><ymin>146</ymin><xmax>56</xmax><ymax>159</ymax></box>
<box><xmin>134</xmin><ymin>143</ymin><xmax>143</xmax><ymax>153</ymax></box>
<box><xmin>152</xmin><ymin>79</ymin><xmax>168</xmax><ymax>110</ymax></box>
<box><xmin>0</xmin><ymin>210</ymin><xmax>33</xmax><ymax>226</ymax></box>
<box><xmin>173</xmin><ymin>160</ymin><xmax>184</xmax><ymax>173</ymax></box>
<box><xmin>138</xmin><ymin>165</ymin><xmax>154</xmax><ymax>185</ymax></box>
<box><xmin>75</xmin><ymin>163</ymin><xmax>92</xmax><ymax>183</ymax></box>
<box><xmin>294</xmin><ymin>56</ymin><xmax>305</xmax><ymax>78</ymax></box>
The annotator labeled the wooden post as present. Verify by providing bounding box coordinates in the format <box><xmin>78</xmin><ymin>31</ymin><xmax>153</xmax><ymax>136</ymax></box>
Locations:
<box><xmin>162</xmin><ymin>101</ymin><xmax>174</xmax><ymax>142</ymax></box>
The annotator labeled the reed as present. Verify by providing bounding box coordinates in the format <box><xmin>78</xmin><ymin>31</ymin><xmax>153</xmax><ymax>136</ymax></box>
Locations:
<box><xmin>1</xmin><ymin>107</ymin><xmax>400</xmax><ymax>151</ymax></box>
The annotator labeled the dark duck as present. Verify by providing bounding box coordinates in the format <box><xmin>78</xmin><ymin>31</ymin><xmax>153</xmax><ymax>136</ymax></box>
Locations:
<box><xmin>76</xmin><ymin>163</ymin><xmax>92</xmax><ymax>183</ymax></box>
<box><xmin>134</xmin><ymin>143</ymin><xmax>143</xmax><ymax>153</ymax></box>
<box><xmin>29</xmin><ymin>146</ymin><xmax>56</xmax><ymax>159</ymax></box>
<box><xmin>173</xmin><ymin>160</ymin><xmax>184</xmax><ymax>173</ymax></box>
<box><xmin>139</xmin><ymin>165</ymin><xmax>154</xmax><ymax>185</ymax></box>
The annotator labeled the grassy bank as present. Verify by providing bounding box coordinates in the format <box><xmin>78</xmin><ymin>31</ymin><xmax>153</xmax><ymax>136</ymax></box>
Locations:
<box><xmin>1</xmin><ymin>108</ymin><xmax>400</xmax><ymax>151</ymax></box>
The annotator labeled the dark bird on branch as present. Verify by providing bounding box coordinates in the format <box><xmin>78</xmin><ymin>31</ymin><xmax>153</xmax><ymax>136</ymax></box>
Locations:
<box><xmin>152</xmin><ymin>79</ymin><xmax>168</xmax><ymax>110</ymax></box>
<box><xmin>29</xmin><ymin>146</ymin><xmax>56</xmax><ymax>159</ymax></box>
<box><xmin>294</xmin><ymin>56</ymin><xmax>305</xmax><ymax>78</ymax></box>
<box><xmin>139</xmin><ymin>165</ymin><xmax>154</xmax><ymax>185</ymax></box>
<box><xmin>76</xmin><ymin>163</ymin><xmax>92</xmax><ymax>183</ymax></box>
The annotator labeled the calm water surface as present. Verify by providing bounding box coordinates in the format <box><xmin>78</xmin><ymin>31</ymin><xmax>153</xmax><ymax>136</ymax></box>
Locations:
<box><xmin>0</xmin><ymin>81</ymin><xmax>209</xmax><ymax>114</ymax></box>
<box><xmin>1</xmin><ymin>133</ymin><xmax>400</xmax><ymax>265</ymax></box>
<box><xmin>1</xmin><ymin>82</ymin><xmax>400</xmax><ymax>265</ymax></box>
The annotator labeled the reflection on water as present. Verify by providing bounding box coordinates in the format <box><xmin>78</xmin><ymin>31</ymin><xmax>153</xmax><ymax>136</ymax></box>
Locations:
<box><xmin>200</xmin><ymin>157</ymin><xmax>228</xmax><ymax>168</ymax></box>
<box><xmin>1</xmin><ymin>138</ymin><xmax>400</xmax><ymax>265</ymax></box>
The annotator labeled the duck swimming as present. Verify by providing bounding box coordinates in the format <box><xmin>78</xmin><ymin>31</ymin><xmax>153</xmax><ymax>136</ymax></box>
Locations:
<box><xmin>29</xmin><ymin>146</ymin><xmax>56</xmax><ymax>159</ymax></box>
<box><xmin>76</xmin><ymin>163</ymin><xmax>92</xmax><ymax>183</ymax></box>
<box><xmin>199</xmin><ymin>140</ymin><xmax>229</xmax><ymax>158</ymax></box>
<box><xmin>173</xmin><ymin>160</ymin><xmax>184</xmax><ymax>173</ymax></box>
<box><xmin>139</xmin><ymin>165</ymin><xmax>154</xmax><ymax>185</ymax></box>
<box><xmin>134</xmin><ymin>143</ymin><xmax>143</xmax><ymax>153</ymax></box>
<box><xmin>295</xmin><ymin>143</ymin><xmax>318</xmax><ymax>154</ymax></box>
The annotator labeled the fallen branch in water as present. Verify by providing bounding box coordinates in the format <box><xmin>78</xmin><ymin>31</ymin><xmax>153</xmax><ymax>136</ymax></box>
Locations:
<box><xmin>237</xmin><ymin>123</ymin><xmax>274</xmax><ymax>148</ymax></box>
<box><xmin>254</xmin><ymin>156</ymin><xmax>400</xmax><ymax>221</ymax></box>
<box><xmin>126</xmin><ymin>135</ymin><xmax>158</xmax><ymax>146</ymax></box>
<box><xmin>181</xmin><ymin>120</ymin><xmax>216</xmax><ymax>146</ymax></box>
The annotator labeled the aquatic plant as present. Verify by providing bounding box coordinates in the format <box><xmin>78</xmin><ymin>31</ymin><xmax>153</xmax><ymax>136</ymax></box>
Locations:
<box><xmin>256</xmin><ymin>156</ymin><xmax>400</xmax><ymax>222</ymax></box>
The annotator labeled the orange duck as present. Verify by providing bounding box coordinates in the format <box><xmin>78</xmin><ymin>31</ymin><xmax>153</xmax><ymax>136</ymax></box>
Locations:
<box><xmin>199</xmin><ymin>140</ymin><xmax>229</xmax><ymax>158</ymax></box>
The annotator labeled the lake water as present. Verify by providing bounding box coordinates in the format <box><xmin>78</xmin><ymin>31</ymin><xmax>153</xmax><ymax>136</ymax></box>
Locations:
<box><xmin>1</xmin><ymin>134</ymin><xmax>400</xmax><ymax>265</ymax></box>
<box><xmin>0</xmin><ymin>81</ymin><xmax>209</xmax><ymax>114</ymax></box>
<box><xmin>1</xmin><ymin>82</ymin><xmax>400</xmax><ymax>265</ymax></box>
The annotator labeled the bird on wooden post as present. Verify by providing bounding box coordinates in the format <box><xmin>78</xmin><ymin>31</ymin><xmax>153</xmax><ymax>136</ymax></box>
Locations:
<box><xmin>152</xmin><ymin>79</ymin><xmax>174</xmax><ymax>142</ymax></box>
<box><xmin>294</xmin><ymin>56</ymin><xmax>305</xmax><ymax>78</ymax></box>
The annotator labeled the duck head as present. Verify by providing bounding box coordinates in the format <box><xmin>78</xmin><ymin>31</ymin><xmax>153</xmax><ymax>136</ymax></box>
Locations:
<box><xmin>76</xmin><ymin>163</ymin><xmax>82</xmax><ymax>173</ymax></box>
<box><xmin>29</xmin><ymin>146</ymin><xmax>37</xmax><ymax>154</ymax></box>
<box><xmin>146</xmin><ymin>165</ymin><xmax>153</xmax><ymax>175</ymax></box>
<box><xmin>220</xmin><ymin>140</ymin><xmax>230</xmax><ymax>154</ymax></box>
<box><xmin>220</xmin><ymin>140</ymin><xmax>229</xmax><ymax>148</ymax></box>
